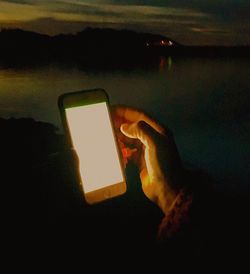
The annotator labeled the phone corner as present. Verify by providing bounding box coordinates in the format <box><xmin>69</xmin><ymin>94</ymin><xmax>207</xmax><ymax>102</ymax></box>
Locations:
<box><xmin>57</xmin><ymin>93</ymin><xmax>65</xmax><ymax>109</ymax></box>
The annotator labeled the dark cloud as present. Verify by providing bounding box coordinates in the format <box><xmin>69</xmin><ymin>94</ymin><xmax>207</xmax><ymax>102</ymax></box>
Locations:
<box><xmin>46</xmin><ymin>1</ymin><xmax>209</xmax><ymax>19</ymax></box>
<box><xmin>104</xmin><ymin>0</ymin><xmax>250</xmax><ymax>19</ymax></box>
<box><xmin>66</xmin><ymin>0</ymin><xmax>250</xmax><ymax>30</ymax></box>
<box><xmin>43</xmin><ymin>2</ymin><xmax>122</xmax><ymax>18</ymax></box>
<box><xmin>2</xmin><ymin>15</ymin><xmax>248</xmax><ymax>45</ymax></box>
<box><xmin>0</xmin><ymin>0</ymin><xmax>249</xmax><ymax>45</ymax></box>
<box><xmin>104</xmin><ymin>0</ymin><xmax>249</xmax><ymax>10</ymax></box>
<box><xmin>2</xmin><ymin>0</ymin><xmax>31</xmax><ymax>4</ymax></box>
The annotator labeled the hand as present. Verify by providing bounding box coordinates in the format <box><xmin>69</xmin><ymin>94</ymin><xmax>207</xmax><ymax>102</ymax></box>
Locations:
<box><xmin>112</xmin><ymin>106</ymin><xmax>185</xmax><ymax>214</ymax></box>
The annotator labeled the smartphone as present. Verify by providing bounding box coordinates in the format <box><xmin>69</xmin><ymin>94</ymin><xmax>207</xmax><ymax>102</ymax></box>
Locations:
<box><xmin>58</xmin><ymin>89</ymin><xmax>126</xmax><ymax>204</ymax></box>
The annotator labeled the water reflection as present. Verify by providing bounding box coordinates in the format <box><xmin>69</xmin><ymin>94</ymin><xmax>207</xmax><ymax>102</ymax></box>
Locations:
<box><xmin>0</xmin><ymin>58</ymin><xmax>249</xmax><ymax>191</ymax></box>
<box><xmin>159</xmin><ymin>56</ymin><xmax>172</xmax><ymax>72</ymax></box>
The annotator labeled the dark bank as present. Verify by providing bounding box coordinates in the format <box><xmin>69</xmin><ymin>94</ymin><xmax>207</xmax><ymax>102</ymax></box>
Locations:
<box><xmin>1</xmin><ymin>117</ymin><xmax>249</xmax><ymax>262</ymax></box>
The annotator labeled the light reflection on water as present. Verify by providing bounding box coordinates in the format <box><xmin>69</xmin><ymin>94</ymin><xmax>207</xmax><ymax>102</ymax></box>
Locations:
<box><xmin>0</xmin><ymin>58</ymin><xmax>249</xmax><ymax>191</ymax></box>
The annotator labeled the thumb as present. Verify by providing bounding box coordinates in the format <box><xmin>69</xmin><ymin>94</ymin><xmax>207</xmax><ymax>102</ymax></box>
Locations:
<box><xmin>121</xmin><ymin>121</ymin><xmax>159</xmax><ymax>147</ymax></box>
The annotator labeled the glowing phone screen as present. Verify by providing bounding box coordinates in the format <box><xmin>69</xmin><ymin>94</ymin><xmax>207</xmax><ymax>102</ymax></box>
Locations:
<box><xmin>65</xmin><ymin>102</ymin><xmax>123</xmax><ymax>193</ymax></box>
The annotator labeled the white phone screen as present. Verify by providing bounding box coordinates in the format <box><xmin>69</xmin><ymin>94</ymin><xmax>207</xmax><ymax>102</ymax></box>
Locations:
<box><xmin>65</xmin><ymin>102</ymin><xmax>123</xmax><ymax>193</ymax></box>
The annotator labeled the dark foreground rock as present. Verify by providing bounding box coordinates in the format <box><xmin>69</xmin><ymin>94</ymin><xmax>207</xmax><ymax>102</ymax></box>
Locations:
<box><xmin>1</xmin><ymin>117</ymin><xmax>249</xmax><ymax>264</ymax></box>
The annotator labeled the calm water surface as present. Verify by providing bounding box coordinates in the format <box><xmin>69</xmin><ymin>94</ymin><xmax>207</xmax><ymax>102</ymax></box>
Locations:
<box><xmin>0</xmin><ymin>57</ymin><xmax>249</xmax><ymax>191</ymax></box>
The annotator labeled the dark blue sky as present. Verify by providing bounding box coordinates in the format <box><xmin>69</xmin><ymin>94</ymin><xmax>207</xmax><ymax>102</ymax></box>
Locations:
<box><xmin>0</xmin><ymin>0</ymin><xmax>249</xmax><ymax>45</ymax></box>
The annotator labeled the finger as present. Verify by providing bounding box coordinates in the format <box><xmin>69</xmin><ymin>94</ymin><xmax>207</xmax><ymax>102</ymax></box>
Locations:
<box><xmin>121</xmin><ymin>121</ymin><xmax>160</xmax><ymax>148</ymax></box>
<box><xmin>112</xmin><ymin>105</ymin><xmax>166</xmax><ymax>135</ymax></box>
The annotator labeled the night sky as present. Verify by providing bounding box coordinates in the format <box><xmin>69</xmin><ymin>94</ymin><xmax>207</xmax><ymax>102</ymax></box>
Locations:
<box><xmin>0</xmin><ymin>0</ymin><xmax>250</xmax><ymax>45</ymax></box>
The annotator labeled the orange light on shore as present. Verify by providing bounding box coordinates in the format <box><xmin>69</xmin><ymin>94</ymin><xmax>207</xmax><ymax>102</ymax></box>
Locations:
<box><xmin>160</xmin><ymin>40</ymin><xmax>173</xmax><ymax>46</ymax></box>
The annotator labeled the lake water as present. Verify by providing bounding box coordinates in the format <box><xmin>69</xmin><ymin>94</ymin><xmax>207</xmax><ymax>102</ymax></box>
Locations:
<box><xmin>0</xmin><ymin>57</ymin><xmax>249</xmax><ymax>192</ymax></box>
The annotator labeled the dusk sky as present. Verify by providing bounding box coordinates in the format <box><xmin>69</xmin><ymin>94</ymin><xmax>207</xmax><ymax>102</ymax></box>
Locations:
<box><xmin>0</xmin><ymin>0</ymin><xmax>250</xmax><ymax>45</ymax></box>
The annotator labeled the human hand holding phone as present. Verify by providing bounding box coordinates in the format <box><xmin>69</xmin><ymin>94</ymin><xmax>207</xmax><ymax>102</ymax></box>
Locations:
<box><xmin>58</xmin><ymin>89</ymin><xmax>126</xmax><ymax>204</ymax></box>
<box><xmin>112</xmin><ymin>106</ymin><xmax>185</xmax><ymax>214</ymax></box>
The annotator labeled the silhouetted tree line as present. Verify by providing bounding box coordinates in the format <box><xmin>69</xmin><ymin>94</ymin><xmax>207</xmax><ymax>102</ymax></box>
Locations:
<box><xmin>0</xmin><ymin>28</ymin><xmax>168</xmax><ymax>65</ymax></box>
<box><xmin>0</xmin><ymin>28</ymin><xmax>249</xmax><ymax>67</ymax></box>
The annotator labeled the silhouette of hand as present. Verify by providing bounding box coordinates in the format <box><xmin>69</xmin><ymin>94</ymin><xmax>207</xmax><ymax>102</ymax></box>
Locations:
<box><xmin>112</xmin><ymin>106</ymin><xmax>185</xmax><ymax>214</ymax></box>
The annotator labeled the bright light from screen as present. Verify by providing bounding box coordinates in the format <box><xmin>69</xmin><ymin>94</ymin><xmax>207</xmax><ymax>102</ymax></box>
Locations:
<box><xmin>65</xmin><ymin>102</ymin><xmax>123</xmax><ymax>193</ymax></box>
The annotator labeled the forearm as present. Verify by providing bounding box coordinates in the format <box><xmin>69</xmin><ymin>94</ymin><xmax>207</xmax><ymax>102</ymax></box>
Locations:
<box><xmin>157</xmin><ymin>187</ymin><xmax>193</xmax><ymax>241</ymax></box>
<box><xmin>157</xmin><ymin>168</ymin><xmax>214</xmax><ymax>242</ymax></box>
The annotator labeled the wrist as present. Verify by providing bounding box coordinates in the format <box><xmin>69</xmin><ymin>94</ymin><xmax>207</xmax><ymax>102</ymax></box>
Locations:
<box><xmin>157</xmin><ymin>184</ymin><xmax>179</xmax><ymax>214</ymax></box>
<box><xmin>157</xmin><ymin>168</ymin><xmax>187</xmax><ymax>214</ymax></box>
<box><xmin>158</xmin><ymin>188</ymin><xmax>193</xmax><ymax>241</ymax></box>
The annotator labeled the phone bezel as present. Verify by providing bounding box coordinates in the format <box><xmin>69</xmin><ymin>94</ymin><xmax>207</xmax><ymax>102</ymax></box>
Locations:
<box><xmin>58</xmin><ymin>88</ymin><xmax>127</xmax><ymax>204</ymax></box>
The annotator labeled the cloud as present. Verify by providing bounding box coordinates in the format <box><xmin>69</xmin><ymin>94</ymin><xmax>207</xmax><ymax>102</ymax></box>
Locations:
<box><xmin>0</xmin><ymin>0</ymin><xmax>249</xmax><ymax>45</ymax></box>
<box><xmin>103</xmin><ymin>0</ymin><xmax>250</xmax><ymax>21</ymax></box>
<box><xmin>35</xmin><ymin>1</ymin><xmax>209</xmax><ymax>23</ymax></box>
<box><xmin>39</xmin><ymin>2</ymin><xmax>123</xmax><ymax>18</ymax></box>
<box><xmin>103</xmin><ymin>0</ymin><xmax>249</xmax><ymax>11</ymax></box>
<box><xmin>1</xmin><ymin>0</ymin><xmax>31</xmax><ymax>4</ymax></box>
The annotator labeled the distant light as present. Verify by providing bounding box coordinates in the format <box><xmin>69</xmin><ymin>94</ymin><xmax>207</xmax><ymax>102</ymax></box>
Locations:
<box><xmin>169</xmin><ymin>41</ymin><xmax>173</xmax><ymax>46</ymax></box>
